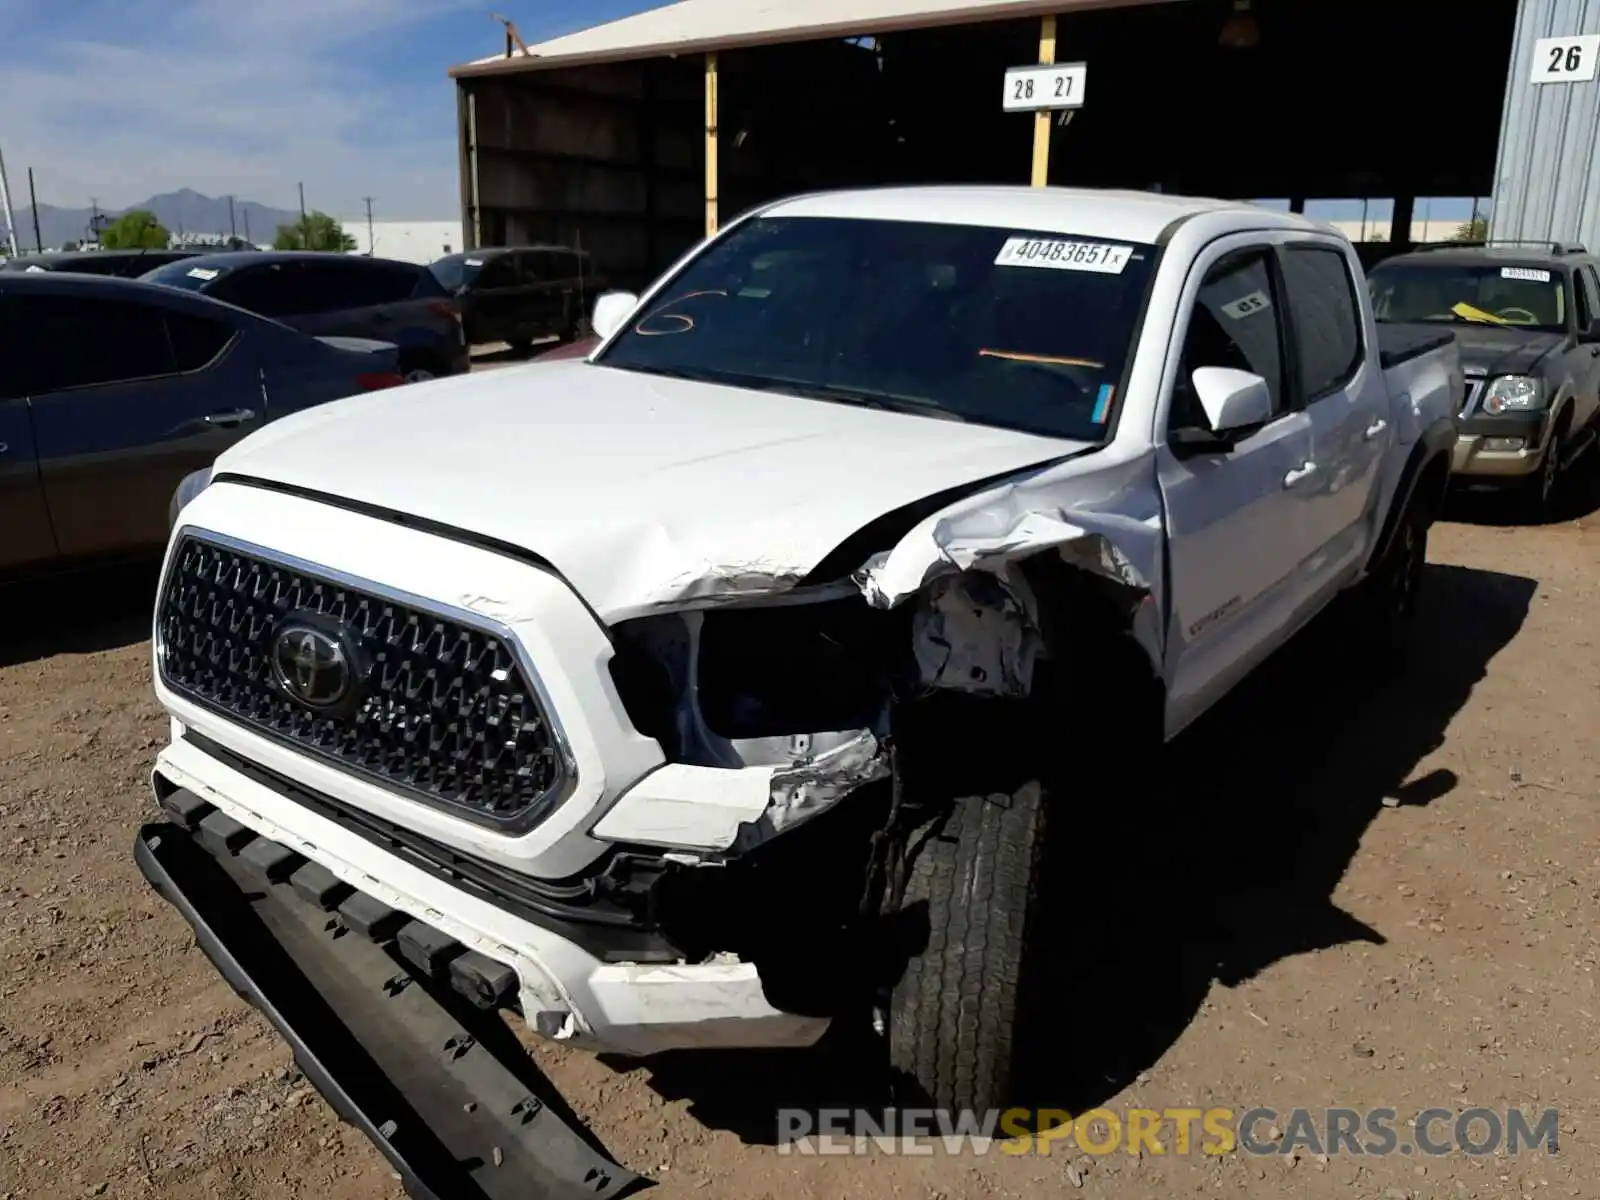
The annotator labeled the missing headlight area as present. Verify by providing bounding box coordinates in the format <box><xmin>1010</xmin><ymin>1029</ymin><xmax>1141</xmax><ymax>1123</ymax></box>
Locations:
<box><xmin>608</xmin><ymin>576</ymin><xmax>1046</xmax><ymax>768</ymax></box>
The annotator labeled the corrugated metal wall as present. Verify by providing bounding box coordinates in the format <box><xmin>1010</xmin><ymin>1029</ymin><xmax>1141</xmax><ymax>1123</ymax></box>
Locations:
<box><xmin>1491</xmin><ymin>0</ymin><xmax>1600</xmax><ymax>245</ymax></box>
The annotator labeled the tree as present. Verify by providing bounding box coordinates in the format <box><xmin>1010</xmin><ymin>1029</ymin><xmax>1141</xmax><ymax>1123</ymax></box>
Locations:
<box><xmin>99</xmin><ymin>209</ymin><xmax>171</xmax><ymax>249</ymax></box>
<box><xmin>1450</xmin><ymin>215</ymin><xmax>1489</xmax><ymax>243</ymax></box>
<box><xmin>274</xmin><ymin>211</ymin><xmax>356</xmax><ymax>252</ymax></box>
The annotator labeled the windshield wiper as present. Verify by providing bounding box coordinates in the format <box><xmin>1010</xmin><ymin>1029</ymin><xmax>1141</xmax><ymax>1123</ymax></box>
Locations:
<box><xmin>613</xmin><ymin>364</ymin><xmax>967</xmax><ymax>421</ymax></box>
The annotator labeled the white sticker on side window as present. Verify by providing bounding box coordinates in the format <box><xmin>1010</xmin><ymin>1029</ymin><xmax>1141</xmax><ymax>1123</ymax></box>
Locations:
<box><xmin>994</xmin><ymin>237</ymin><xmax>1133</xmax><ymax>274</ymax></box>
<box><xmin>1221</xmin><ymin>290</ymin><xmax>1272</xmax><ymax>320</ymax></box>
<box><xmin>1501</xmin><ymin>266</ymin><xmax>1551</xmax><ymax>282</ymax></box>
<box><xmin>187</xmin><ymin>267</ymin><xmax>220</xmax><ymax>281</ymax></box>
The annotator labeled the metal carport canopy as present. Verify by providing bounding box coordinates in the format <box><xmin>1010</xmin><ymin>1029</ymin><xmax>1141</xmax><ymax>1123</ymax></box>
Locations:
<box><xmin>448</xmin><ymin>0</ymin><xmax>1185</xmax><ymax>77</ymax></box>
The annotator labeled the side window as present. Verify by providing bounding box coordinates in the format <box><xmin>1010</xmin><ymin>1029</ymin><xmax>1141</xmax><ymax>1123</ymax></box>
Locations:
<box><xmin>165</xmin><ymin>309</ymin><xmax>237</xmax><ymax>372</ymax></box>
<box><xmin>475</xmin><ymin>256</ymin><xmax>517</xmax><ymax>290</ymax></box>
<box><xmin>1281</xmin><ymin>245</ymin><xmax>1364</xmax><ymax>402</ymax></box>
<box><xmin>1574</xmin><ymin>267</ymin><xmax>1599</xmax><ymax>330</ymax></box>
<box><xmin>1172</xmin><ymin>249</ymin><xmax>1287</xmax><ymax>430</ymax></box>
<box><xmin>12</xmin><ymin>294</ymin><xmax>177</xmax><ymax>392</ymax></box>
<box><xmin>213</xmin><ymin>265</ymin><xmax>300</xmax><ymax>318</ymax></box>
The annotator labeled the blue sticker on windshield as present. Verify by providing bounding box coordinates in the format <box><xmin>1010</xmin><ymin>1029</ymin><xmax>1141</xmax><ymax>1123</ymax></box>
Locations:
<box><xmin>1092</xmin><ymin>384</ymin><xmax>1114</xmax><ymax>424</ymax></box>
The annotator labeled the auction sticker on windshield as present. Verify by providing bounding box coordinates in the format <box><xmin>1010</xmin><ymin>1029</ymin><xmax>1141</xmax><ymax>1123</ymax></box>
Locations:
<box><xmin>995</xmin><ymin>237</ymin><xmax>1133</xmax><ymax>274</ymax></box>
<box><xmin>187</xmin><ymin>267</ymin><xmax>220</xmax><ymax>281</ymax></box>
<box><xmin>1501</xmin><ymin>267</ymin><xmax>1551</xmax><ymax>283</ymax></box>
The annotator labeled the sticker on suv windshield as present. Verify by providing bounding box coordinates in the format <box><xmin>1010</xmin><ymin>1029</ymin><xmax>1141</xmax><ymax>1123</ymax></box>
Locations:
<box><xmin>1501</xmin><ymin>266</ymin><xmax>1551</xmax><ymax>282</ymax></box>
<box><xmin>994</xmin><ymin>237</ymin><xmax>1133</xmax><ymax>274</ymax></box>
<box><xmin>187</xmin><ymin>267</ymin><xmax>220</xmax><ymax>281</ymax></box>
<box><xmin>1221</xmin><ymin>290</ymin><xmax>1272</xmax><ymax>320</ymax></box>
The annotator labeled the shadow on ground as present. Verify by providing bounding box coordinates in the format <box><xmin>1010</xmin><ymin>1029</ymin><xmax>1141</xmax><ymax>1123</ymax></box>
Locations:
<box><xmin>621</xmin><ymin>561</ymin><xmax>1537</xmax><ymax>1142</ymax></box>
<box><xmin>0</xmin><ymin>558</ymin><xmax>161</xmax><ymax>669</ymax></box>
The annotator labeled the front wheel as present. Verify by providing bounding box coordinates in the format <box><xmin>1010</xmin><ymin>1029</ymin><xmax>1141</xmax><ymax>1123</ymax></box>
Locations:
<box><xmin>887</xmin><ymin>781</ymin><xmax>1052</xmax><ymax>1113</ymax></box>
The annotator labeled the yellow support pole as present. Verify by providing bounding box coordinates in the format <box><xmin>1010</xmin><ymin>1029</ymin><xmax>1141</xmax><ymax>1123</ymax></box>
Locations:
<box><xmin>705</xmin><ymin>51</ymin><xmax>720</xmax><ymax>237</ymax></box>
<box><xmin>1030</xmin><ymin>15</ymin><xmax>1057</xmax><ymax>188</ymax></box>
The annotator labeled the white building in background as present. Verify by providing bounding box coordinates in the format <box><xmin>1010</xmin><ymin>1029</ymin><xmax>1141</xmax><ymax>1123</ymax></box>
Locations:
<box><xmin>343</xmin><ymin>219</ymin><xmax>464</xmax><ymax>264</ymax></box>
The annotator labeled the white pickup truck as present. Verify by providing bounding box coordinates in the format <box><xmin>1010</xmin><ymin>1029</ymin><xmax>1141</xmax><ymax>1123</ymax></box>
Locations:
<box><xmin>138</xmin><ymin>186</ymin><xmax>1460</xmax><ymax>1195</ymax></box>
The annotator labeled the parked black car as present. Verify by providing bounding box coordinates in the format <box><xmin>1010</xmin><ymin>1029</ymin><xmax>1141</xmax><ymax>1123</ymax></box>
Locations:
<box><xmin>140</xmin><ymin>251</ymin><xmax>469</xmax><ymax>381</ymax></box>
<box><xmin>1370</xmin><ymin>240</ymin><xmax>1600</xmax><ymax>516</ymax></box>
<box><xmin>1</xmin><ymin>248</ymin><xmax>205</xmax><ymax>277</ymax></box>
<box><xmin>429</xmin><ymin>245</ymin><xmax>600</xmax><ymax>352</ymax></box>
<box><xmin>0</xmin><ymin>271</ymin><xmax>405</xmax><ymax>577</ymax></box>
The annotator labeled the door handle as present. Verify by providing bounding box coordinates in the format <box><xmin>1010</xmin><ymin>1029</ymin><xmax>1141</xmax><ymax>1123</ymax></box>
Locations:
<box><xmin>202</xmin><ymin>408</ymin><xmax>257</xmax><ymax>427</ymax></box>
<box><xmin>1282</xmin><ymin>461</ymin><xmax>1318</xmax><ymax>488</ymax></box>
<box><xmin>1364</xmin><ymin>417</ymin><xmax>1388</xmax><ymax>440</ymax></box>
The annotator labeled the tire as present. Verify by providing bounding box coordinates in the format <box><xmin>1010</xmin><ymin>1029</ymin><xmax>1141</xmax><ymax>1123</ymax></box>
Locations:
<box><xmin>888</xmin><ymin>781</ymin><xmax>1051</xmax><ymax>1114</ymax></box>
<box><xmin>1520</xmin><ymin>414</ymin><xmax>1569</xmax><ymax>521</ymax></box>
<box><xmin>1346</xmin><ymin>495</ymin><xmax>1429</xmax><ymax>668</ymax></box>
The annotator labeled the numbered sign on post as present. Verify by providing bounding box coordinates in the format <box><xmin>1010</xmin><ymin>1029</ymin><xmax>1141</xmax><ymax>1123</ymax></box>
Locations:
<box><xmin>1002</xmin><ymin>62</ymin><xmax>1088</xmax><ymax>112</ymax></box>
<box><xmin>1531</xmin><ymin>34</ymin><xmax>1600</xmax><ymax>84</ymax></box>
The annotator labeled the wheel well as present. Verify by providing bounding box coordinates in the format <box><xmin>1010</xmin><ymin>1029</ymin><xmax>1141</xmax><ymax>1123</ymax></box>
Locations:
<box><xmin>1414</xmin><ymin>452</ymin><xmax>1451</xmax><ymax>523</ymax></box>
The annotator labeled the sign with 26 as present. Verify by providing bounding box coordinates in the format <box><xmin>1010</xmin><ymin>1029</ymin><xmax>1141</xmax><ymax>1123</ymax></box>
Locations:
<box><xmin>1002</xmin><ymin>62</ymin><xmax>1088</xmax><ymax>112</ymax></box>
<box><xmin>1531</xmin><ymin>34</ymin><xmax>1600</xmax><ymax>84</ymax></box>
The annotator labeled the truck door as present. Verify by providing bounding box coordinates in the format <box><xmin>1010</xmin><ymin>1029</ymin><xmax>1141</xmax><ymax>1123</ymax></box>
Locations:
<box><xmin>1276</xmin><ymin>238</ymin><xmax>1388</xmax><ymax>597</ymax></box>
<box><xmin>1157</xmin><ymin>240</ymin><xmax>1322</xmax><ymax>736</ymax></box>
<box><xmin>1573</xmin><ymin>266</ymin><xmax>1600</xmax><ymax>432</ymax></box>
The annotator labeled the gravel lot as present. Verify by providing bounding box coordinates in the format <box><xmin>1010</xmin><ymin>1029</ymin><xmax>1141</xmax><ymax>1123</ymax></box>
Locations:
<box><xmin>2</xmin><ymin>472</ymin><xmax>1598</xmax><ymax>1199</ymax></box>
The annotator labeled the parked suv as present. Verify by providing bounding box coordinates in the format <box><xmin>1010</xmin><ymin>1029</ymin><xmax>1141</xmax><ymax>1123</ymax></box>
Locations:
<box><xmin>141</xmin><ymin>252</ymin><xmax>469</xmax><ymax>381</ymax></box>
<box><xmin>1369</xmin><ymin>240</ymin><xmax>1600</xmax><ymax>514</ymax></box>
<box><xmin>430</xmin><ymin>245</ymin><xmax>600</xmax><ymax>352</ymax></box>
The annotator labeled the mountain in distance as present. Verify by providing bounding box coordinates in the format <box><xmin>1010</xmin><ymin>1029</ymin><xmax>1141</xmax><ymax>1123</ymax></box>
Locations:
<box><xmin>3</xmin><ymin>187</ymin><xmax>301</xmax><ymax>251</ymax></box>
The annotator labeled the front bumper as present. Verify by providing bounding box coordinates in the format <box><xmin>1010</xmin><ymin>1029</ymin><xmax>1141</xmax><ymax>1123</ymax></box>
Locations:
<box><xmin>133</xmin><ymin>818</ymin><xmax>643</xmax><ymax>1200</ymax></box>
<box><xmin>153</xmin><ymin>733</ymin><xmax>831</xmax><ymax>1057</ymax></box>
<box><xmin>1450</xmin><ymin>410</ymin><xmax>1550</xmax><ymax>479</ymax></box>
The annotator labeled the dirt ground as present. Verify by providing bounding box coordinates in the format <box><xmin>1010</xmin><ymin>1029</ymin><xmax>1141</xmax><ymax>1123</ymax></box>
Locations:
<box><xmin>3</xmin><ymin>478</ymin><xmax>1599</xmax><ymax>1200</ymax></box>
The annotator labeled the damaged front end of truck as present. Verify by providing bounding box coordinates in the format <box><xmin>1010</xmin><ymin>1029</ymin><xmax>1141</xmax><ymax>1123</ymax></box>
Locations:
<box><xmin>582</xmin><ymin>454</ymin><xmax>1167</xmax><ymax>1024</ymax></box>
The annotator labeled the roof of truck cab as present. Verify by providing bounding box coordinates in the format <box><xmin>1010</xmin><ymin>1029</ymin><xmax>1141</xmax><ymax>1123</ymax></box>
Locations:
<box><xmin>758</xmin><ymin>185</ymin><xmax>1333</xmax><ymax>246</ymax></box>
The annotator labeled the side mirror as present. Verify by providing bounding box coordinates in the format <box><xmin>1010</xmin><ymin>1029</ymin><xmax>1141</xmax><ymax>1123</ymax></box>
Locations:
<box><xmin>591</xmin><ymin>290</ymin><xmax>640</xmax><ymax>342</ymax></box>
<box><xmin>1191</xmin><ymin>366</ymin><xmax>1273</xmax><ymax>435</ymax></box>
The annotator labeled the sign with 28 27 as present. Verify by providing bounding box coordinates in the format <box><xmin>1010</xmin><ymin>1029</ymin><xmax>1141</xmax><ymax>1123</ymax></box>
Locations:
<box><xmin>1003</xmin><ymin>63</ymin><xmax>1089</xmax><ymax>112</ymax></box>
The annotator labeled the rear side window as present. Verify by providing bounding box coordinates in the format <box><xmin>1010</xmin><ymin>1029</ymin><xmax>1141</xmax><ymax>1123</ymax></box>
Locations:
<box><xmin>1281</xmin><ymin>245</ymin><xmax>1364</xmax><ymax>401</ymax></box>
<box><xmin>165</xmin><ymin>309</ymin><xmax>237</xmax><ymax>371</ymax></box>
<box><xmin>7</xmin><ymin>294</ymin><xmax>177</xmax><ymax>393</ymax></box>
<box><xmin>295</xmin><ymin>261</ymin><xmax>420</xmax><ymax>311</ymax></box>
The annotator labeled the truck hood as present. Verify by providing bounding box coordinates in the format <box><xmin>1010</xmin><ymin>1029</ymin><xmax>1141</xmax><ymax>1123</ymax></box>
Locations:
<box><xmin>212</xmin><ymin>361</ymin><xmax>1090</xmax><ymax>621</ymax></box>
<box><xmin>1386</xmin><ymin>323</ymin><xmax>1568</xmax><ymax>377</ymax></box>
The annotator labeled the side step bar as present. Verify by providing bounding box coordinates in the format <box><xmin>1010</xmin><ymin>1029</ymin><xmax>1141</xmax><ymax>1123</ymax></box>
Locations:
<box><xmin>135</xmin><ymin>820</ymin><xmax>646</xmax><ymax>1200</ymax></box>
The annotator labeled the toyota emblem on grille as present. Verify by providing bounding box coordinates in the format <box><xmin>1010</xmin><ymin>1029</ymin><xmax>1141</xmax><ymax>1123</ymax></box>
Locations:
<box><xmin>272</xmin><ymin>624</ymin><xmax>351</xmax><ymax>710</ymax></box>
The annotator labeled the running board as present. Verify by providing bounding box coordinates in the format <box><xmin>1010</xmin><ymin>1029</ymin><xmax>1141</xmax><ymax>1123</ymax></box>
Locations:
<box><xmin>134</xmin><ymin>822</ymin><xmax>646</xmax><ymax>1200</ymax></box>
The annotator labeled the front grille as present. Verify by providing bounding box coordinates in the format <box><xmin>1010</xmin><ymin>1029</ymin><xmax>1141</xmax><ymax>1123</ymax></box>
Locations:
<box><xmin>157</xmin><ymin>536</ymin><xmax>569</xmax><ymax>828</ymax></box>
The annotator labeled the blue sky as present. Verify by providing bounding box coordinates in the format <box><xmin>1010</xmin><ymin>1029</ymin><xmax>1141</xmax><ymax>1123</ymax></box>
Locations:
<box><xmin>0</xmin><ymin>0</ymin><xmax>663</xmax><ymax>221</ymax></box>
<box><xmin>0</xmin><ymin>0</ymin><xmax>1484</xmax><ymax>226</ymax></box>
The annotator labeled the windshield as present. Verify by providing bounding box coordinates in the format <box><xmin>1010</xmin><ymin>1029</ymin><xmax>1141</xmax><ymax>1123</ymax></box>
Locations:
<box><xmin>140</xmin><ymin>259</ymin><xmax>233</xmax><ymax>290</ymax></box>
<box><xmin>429</xmin><ymin>254</ymin><xmax>486</xmax><ymax>291</ymax></box>
<box><xmin>595</xmin><ymin>216</ymin><xmax>1160</xmax><ymax>441</ymax></box>
<box><xmin>1369</xmin><ymin>262</ymin><xmax>1568</xmax><ymax>333</ymax></box>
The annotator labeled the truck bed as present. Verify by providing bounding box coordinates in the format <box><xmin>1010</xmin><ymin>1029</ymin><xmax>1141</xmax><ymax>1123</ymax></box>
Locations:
<box><xmin>1377</xmin><ymin>323</ymin><xmax>1456</xmax><ymax>370</ymax></box>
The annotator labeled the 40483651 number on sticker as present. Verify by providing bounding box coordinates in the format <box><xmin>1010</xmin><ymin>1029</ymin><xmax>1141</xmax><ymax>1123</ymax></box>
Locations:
<box><xmin>994</xmin><ymin>237</ymin><xmax>1134</xmax><ymax>274</ymax></box>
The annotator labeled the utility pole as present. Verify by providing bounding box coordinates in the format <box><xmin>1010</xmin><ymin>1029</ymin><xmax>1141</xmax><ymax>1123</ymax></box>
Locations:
<box><xmin>27</xmin><ymin>168</ymin><xmax>42</xmax><ymax>253</ymax></box>
<box><xmin>227</xmin><ymin>195</ymin><xmax>237</xmax><ymax>240</ymax></box>
<box><xmin>243</xmin><ymin>208</ymin><xmax>252</xmax><ymax>246</ymax></box>
<box><xmin>0</xmin><ymin>148</ymin><xmax>20</xmax><ymax>257</ymax></box>
<box><xmin>89</xmin><ymin>197</ymin><xmax>101</xmax><ymax>243</ymax></box>
<box><xmin>363</xmin><ymin>196</ymin><xmax>375</xmax><ymax>256</ymax></box>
